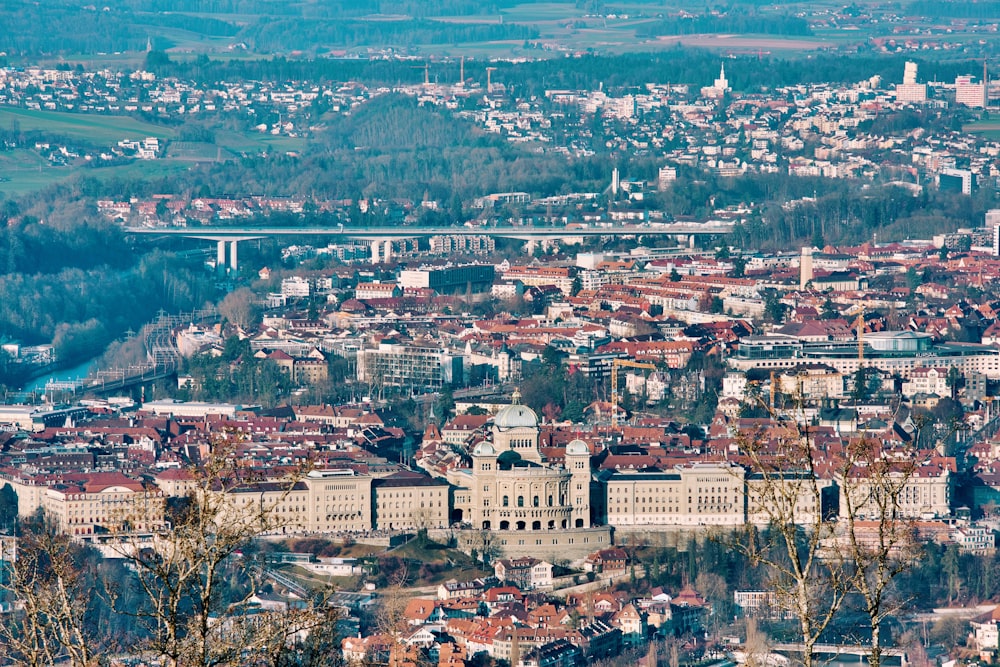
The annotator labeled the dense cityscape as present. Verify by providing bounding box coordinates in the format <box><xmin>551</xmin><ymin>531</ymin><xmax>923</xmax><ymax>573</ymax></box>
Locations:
<box><xmin>11</xmin><ymin>1</ymin><xmax>1000</xmax><ymax>666</ymax></box>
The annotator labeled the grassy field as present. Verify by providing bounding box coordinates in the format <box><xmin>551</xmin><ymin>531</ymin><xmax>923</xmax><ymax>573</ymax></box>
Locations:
<box><xmin>0</xmin><ymin>106</ymin><xmax>310</xmax><ymax>193</ymax></box>
<box><xmin>0</xmin><ymin>107</ymin><xmax>178</xmax><ymax>144</ymax></box>
<box><xmin>0</xmin><ymin>150</ymin><xmax>73</xmax><ymax>195</ymax></box>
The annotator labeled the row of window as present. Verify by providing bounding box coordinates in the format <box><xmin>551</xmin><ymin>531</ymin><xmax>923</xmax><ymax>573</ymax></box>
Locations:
<box><xmin>499</xmin><ymin>494</ymin><xmax>564</xmax><ymax>507</ymax></box>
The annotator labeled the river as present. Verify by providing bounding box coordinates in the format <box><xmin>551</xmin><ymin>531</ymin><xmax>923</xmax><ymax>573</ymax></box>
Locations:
<box><xmin>21</xmin><ymin>356</ymin><xmax>102</xmax><ymax>393</ymax></box>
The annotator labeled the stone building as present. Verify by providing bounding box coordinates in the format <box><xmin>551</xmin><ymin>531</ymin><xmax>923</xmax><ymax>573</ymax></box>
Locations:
<box><xmin>449</xmin><ymin>391</ymin><xmax>611</xmax><ymax>559</ymax></box>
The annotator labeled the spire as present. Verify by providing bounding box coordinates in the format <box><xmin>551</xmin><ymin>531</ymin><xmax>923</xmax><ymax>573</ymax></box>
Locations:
<box><xmin>720</xmin><ymin>62</ymin><xmax>726</xmax><ymax>80</ymax></box>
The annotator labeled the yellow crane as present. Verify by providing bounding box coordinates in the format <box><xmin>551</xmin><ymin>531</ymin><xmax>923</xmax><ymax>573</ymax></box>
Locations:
<box><xmin>855</xmin><ymin>308</ymin><xmax>865</xmax><ymax>362</ymax></box>
<box><xmin>611</xmin><ymin>358</ymin><xmax>657</xmax><ymax>427</ymax></box>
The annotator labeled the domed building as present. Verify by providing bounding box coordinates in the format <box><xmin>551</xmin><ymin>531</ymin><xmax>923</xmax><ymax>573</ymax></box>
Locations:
<box><xmin>448</xmin><ymin>391</ymin><xmax>611</xmax><ymax>559</ymax></box>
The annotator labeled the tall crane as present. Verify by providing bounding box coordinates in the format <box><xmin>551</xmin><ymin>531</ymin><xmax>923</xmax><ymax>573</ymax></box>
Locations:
<box><xmin>611</xmin><ymin>358</ymin><xmax>657</xmax><ymax>427</ymax></box>
<box><xmin>412</xmin><ymin>63</ymin><xmax>430</xmax><ymax>86</ymax></box>
<box><xmin>855</xmin><ymin>308</ymin><xmax>865</xmax><ymax>363</ymax></box>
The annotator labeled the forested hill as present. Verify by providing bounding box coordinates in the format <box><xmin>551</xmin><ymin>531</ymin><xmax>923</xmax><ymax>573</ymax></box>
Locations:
<box><xmin>319</xmin><ymin>94</ymin><xmax>490</xmax><ymax>151</ymax></box>
<box><xmin>164</xmin><ymin>94</ymin><xmax>608</xmax><ymax>201</ymax></box>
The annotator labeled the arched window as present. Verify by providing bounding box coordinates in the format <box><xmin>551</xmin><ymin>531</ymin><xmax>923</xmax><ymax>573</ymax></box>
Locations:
<box><xmin>517</xmin><ymin>496</ymin><xmax>524</xmax><ymax>507</ymax></box>
<box><xmin>548</xmin><ymin>495</ymin><xmax>553</xmax><ymax>507</ymax></box>
<box><xmin>532</xmin><ymin>521</ymin><xmax>541</xmax><ymax>530</ymax></box>
<box><xmin>533</xmin><ymin>496</ymin><xmax>539</xmax><ymax>507</ymax></box>
<box><xmin>500</xmin><ymin>520</ymin><xmax>510</xmax><ymax>530</ymax></box>
<box><xmin>502</xmin><ymin>495</ymin><xmax>509</xmax><ymax>507</ymax></box>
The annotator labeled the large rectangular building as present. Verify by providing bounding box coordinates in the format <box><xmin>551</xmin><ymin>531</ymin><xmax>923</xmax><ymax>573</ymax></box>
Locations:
<box><xmin>357</xmin><ymin>341</ymin><xmax>463</xmax><ymax>391</ymax></box>
<box><xmin>599</xmin><ymin>462</ymin><xmax>746</xmax><ymax>527</ymax></box>
<box><xmin>398</xmin><ymin>264</ymin><xmax>496</xmax><ymax>295</ymax></box>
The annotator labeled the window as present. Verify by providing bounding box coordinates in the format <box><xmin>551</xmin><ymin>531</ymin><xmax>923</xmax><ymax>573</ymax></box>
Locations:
<box><xmin>533</xmin><ymin>496</ymin><xmax>539</xmax><ymax>507</ymax></box>
<box><xmin>503</xmin><ymin>495</ymin><xmax>509</xmax><ymax>507</ymax></box>
<box><xmin>517</xmin><ymin>496</ymin><xmax>524</xmax><ymax>507</ymax></box>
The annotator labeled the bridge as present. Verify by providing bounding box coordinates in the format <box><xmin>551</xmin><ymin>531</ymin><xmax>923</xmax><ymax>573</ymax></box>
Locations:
<box><xmin>769</xmin><ymin>643</ymin><xmax>907</xmax><ymax>665</ymax></box>
<box><xmin>125</xmin><ymin>222</ymin><xmax>735</xmax><ymax>271</ymax></box>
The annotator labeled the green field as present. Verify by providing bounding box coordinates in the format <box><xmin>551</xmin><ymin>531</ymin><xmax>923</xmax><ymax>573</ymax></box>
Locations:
<box><xmin>0</xmin><ymin>106</ymin><xmax>308</xmax><ymax>194</ymax></box>
<box><xmin>963</xmin><ymin>114</ymin><xmax>1000</xmax><ymax>139</ymax></box>
<box><xmin>0</xmin><ymin>107</ymin><xmax>178</xmax><ymax>144</ymax></box>
<box><xmin>0</xmin><ymin>149</ymin><xmax>73</xmax><ymax>195</ymax></box>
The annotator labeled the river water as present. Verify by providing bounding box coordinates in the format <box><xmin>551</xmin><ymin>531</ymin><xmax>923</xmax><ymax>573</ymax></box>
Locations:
<box><xmin>21</xmin><ymin>357</ymin><xmax>101</xmax><ymax>393</ymax></box>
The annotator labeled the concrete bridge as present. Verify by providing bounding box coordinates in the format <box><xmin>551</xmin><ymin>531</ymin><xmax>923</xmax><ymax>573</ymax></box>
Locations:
<box><xmin>770</xmin><ymin>643</ymin><xmax>907</xmax><ymax>666</ymax></box>
<box><xmin>125</xmin><ymin>222</ymin><xmax>734</xmax><ymax>272</ymax></box>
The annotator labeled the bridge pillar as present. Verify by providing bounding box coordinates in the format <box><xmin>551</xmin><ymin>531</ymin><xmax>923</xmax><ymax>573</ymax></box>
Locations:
<box><xmin>217</xmin><ymin>241</ymin><xmax>226</xmax><ymax>273</ymax></box>
<box><xmin>370</xmin><ymin>240</ymin><xmax>381</xmax><ymax>264</ymax></box>
<box><xmin>229</xmin><ymin>240</ymin><xmax>239</xmax><ymax>274</ymax></box>
<box><xmin>383</xmin><ymin>240</ymin><xmax>393</xmax><ymax>263</ymax></box>
<box><xmin>525</xmin><ymin>239</ymin><xmax>537</xmax><ymax>255</ymax></box>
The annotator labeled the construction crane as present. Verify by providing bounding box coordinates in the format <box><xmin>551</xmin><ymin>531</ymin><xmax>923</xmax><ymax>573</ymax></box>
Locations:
<box><xmin>855</xmin><ymin>308</ymin><xmax>865</xmax><ymax>363</ymax></box>
<box><xmin>611</xmin><ymin>358</ymin><xmax>657</xmax><ymax>427</ymax></box>
<box><xmin>411</xmin><ymin>63</ymin><xmax>430</xmax><ymax>86</ymax></box>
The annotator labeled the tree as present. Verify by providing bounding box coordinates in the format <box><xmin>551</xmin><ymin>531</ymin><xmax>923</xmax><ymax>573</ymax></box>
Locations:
<box><xmin>106</xmin><ymin>443</ymin><xmax>327</xmax><ymax>667</ymax></box>
<box><xmin>727</xmin><ymin>416</ymin><xmax>851</xmax><ymax>667</ymax></box>
<box><xmin>219</xmin><ymin>287</ymin><xmax>262</xmax><ymax>332</ymax></box>
<box><xmin>837</xmin><ymin>437</ymin><xmax>925</xmax><ymax>667</ymax></box>
<box><xmin>946</xmin><ymin>366</ymin><xmax>962</xmax><ymax>400</ymax></box>
<box><xmin>731</xmin><ymin>255</ymin><xmax>747</xmax><ymax>278</ymax></box>
<box><xmin>0</xmin><ymin>515</ymin><xmax>106</xmax><ymax>667</ymax></box>
<box><xmin>0</xmin><ymin>482</ymin><xmax>16</xmax><ymax>534</ymax></box>
<box><xmin>763</xmin><ymin>290</ymin><xmax>785</xmax><ymax>324</ymax></box>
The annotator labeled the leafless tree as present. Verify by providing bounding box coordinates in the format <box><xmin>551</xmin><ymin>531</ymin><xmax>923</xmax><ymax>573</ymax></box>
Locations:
<box><xmin>218</xmin><ymin>287</ymin><xmax>261</xmax><ymax>332</ymax></box>
<box><xmin>836</xmin><ymin>436</ymin><xmax>925</xmax><ymax>667</ymax></box>
<box><xmin>727</xmin><ymin>414</ymin><xmax>851</xmax><ymax>667</ymax></box>
<box><xmin>0</xmin><ymin>517</ymin><xmax>105</xmax><ymax>667</ymax></box>
<box><xmin>105</xmin><ymin>443</ymin><xmax>324</xmax><ymax>666</ymax></box>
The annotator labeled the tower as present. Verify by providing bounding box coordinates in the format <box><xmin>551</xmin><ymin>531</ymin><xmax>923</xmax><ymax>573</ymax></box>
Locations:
<box><xmin>800</xmin><ymin>246</ymin><xmax>814</xmax><ymax>290</ymax></box>
<box><xmin>566</xmin><ymin>439</ymin><xmax>591</xmax><ymax>529</ymax></box>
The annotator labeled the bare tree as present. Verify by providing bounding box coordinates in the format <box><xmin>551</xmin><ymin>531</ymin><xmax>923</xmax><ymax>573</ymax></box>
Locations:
<box><xmin>728</xmin><ymin>417</ymin><xmax>851</xmax><ymax>667</ymax></box>
<box><xmin>742</xmin><ymin>617</ymin><xmax>771</xmax><ymax>667</ymax></box>
<box><xmin>218</xmin><ymin>287</ymin><xmax>262</xmax><ymax>332</ymax></box>
<box><xmin>106</xmin><ymin>443</ymin><xmax>321</xmax><ymax>666</ymax></box>
<box><xmin>836</xmin><ymin>437</ymin><xmax>925</xmax><ymax>667</ymax></box>
<box><xmin>0</xmin><ymin>516</ymin><xmax>105</xmax><ymax>667</ymax></box>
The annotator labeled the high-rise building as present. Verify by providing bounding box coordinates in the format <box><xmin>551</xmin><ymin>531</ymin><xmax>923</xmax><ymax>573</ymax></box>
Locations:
<box><xmin>896</xmin><ymin>61</ymin><xmax>926</xmax><ymax>103</ymax></box>
<box><xmin>956</xmin><ymin>75</ymin><xmax>987</xmax><ymax>108</ymax></box>
<box><xmin>657</xmin><ymin>166</ymin><xmax>677</xmax><ymax>190</ymax></box>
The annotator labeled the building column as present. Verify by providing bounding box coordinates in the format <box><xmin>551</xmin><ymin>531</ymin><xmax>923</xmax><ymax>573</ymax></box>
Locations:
<box><xmin>229</xmin><ymin>240</ymin><xmax>239</xmax><ymax>274</ymax></box>
<box><xmin>217</xmin><ymin>240</ymin><xmax>226</xmax><ymax>273</ymax></box>
<box><xmin>371</xmin><ymin>240</ymin><xmax>381</xmax><ymax>264</ymax></box>
<box><xmin>382</xmin><ymin>240</ymin><xmax>393</xmax><ymax>263</ymax></box>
